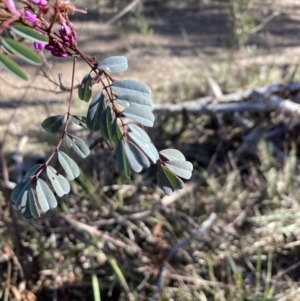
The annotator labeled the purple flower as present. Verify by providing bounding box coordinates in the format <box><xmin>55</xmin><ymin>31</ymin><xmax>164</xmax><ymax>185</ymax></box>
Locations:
<box><xmin>31</xmin><ymin>0</ymin><xmax>47</xmax><ymax>6</ymax></box>
<box><xmin>24</xmin><ymin>9</ymin><xmax>39</xmax><ymax>26</ymax></box>
<box><xmin>4</xmin><ymin>0</ymin><xmax>21</xmax><ymax>16</ymax></box>
<box><xmin>34</xmin><ymin>42</ymin><xmax>46</xmax><ymax>51</ymax></box>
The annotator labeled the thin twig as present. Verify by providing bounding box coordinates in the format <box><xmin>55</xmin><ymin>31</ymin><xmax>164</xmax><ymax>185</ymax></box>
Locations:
<box><xmin>150</xmin><ymin>213</ymin><xmax>217</xmax><ymax>301</ymax></box>
<box><xmin>106</xmin><ymin>0</ymin><xmax>141</xmax><ymax>25</ymax></box>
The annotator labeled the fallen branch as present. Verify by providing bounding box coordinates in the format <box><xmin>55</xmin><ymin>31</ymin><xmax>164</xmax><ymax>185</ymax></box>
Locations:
<box><xmin>153</xmin><ymin>83</ymin><xmax>300</xmax><ymax>117</ymax></box>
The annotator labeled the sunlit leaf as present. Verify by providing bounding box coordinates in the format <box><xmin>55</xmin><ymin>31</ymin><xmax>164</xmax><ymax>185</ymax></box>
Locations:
<box><xmin>123</xmin><ymin>141</ymin><xmax>142</xmax><ymax>173</ymax></box>
<box><xmin>98</xmin><ymin>56</ymin><xmax>128</xmax><ymax>73</ymax></box>
<box><xmin>58</xmin><ymin>151</ymin><xmax>80</xmax><ymax>181</ymax></box>
<box><xmin>128</xmin><ymin>141</ymin><xmax>150</xmax><ymax>169</ymax></box>
<box><xmin>115</xmin><ymin>140</ymin><xmax>129</xmax><ymax>178</ymax></box>
<box><xmin>157</xmin><ymin>165</ymin><xmax>184</xmax><ymax>196</ymax></box>
<box><xmin>72</xmin><ymin>115</ymin><xmax>89</xmax><ymax>130</ymax></box>
<box><xmin>0</xmin><ymin>53</ymin><xmax>28</xmax><ymax>81</ymax></box>
<box><xmin>78</xmin><ymin>73</ymin><xmax>92</xmax><ymax>102</ymax></box>
<box><xmin>116</xmin><ymin>94</ymin><xmax>152</xmax><ymax>109</ymax></box>
<box><xmin>41</xmin><ymin>115</ymin><xmax>64</xmax><ymax>133</ymax></box>
<box><xmin>2</xmin><ymin>38</ymin><xmax>42</xmax><ymax>65</ymax></box>
<box><xmin>65</xmin><ymin>134</ymin><xmax>90</xmax><ymax>158</ymax></box>
<box><xmin>111</xmin><ymin>119</ymin><xmax>123</xmax><ymax>146</ymax></box>
<box><xmin>46</xmin><ymin>166</ymin><xmax>70</xmax><ymax>197</ymax></box>
<box><xmin>86</xmin><ymin>92</ymin><xmax>106</xmax><ymax>131</ymax></box>
<box><xmin>128</xmin><ymin>131</ymin><xmax>159</xmax><ymax>163</ymax></box>
<box><xmin>111</xmin><ymin>80</ymin><xmax>151</xmax><ymax>98</ymax></box>
<box><xmin>164</xmin><ymin>161</ymin><xmax>193</xmax><ymax>179</ymax></box>
<box><xmin>24</xmin><ymin>164</ymin><xmax>42</xmax><ymax>180</ymax></box>
<box><xmin>10</xmin><ymin>179</ymin><xmax>31</xmax><ymax>207</ymax></box>
<box><xmin>36</xmin><ymin>178</ymin><xmax>57</xmax><ymax>212</ymax></box>
<box><xmin>100</xmin><ymin>106</ymin><xmax>113</xmax><ymax>141</ymax></box>
<box><xmin>11</xmin><ymin>23</ymin><xmax>49</xmax><ymax>43</ymax></box>
<box><xmin>159</xmin><ymin>149</ymin><xmax>186</xmax><ymax>161</ymax></box>
<box><xmin>122</xmin><ymin>107</ymin><xmax>154</xmax><ymax>127</ymax></box>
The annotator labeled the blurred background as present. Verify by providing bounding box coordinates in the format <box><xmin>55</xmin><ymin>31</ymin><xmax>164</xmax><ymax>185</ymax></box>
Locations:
<box><xmin>2</xmin><ymin>0</ymin><xmax>300</xmax><ymax>300</ymax></box>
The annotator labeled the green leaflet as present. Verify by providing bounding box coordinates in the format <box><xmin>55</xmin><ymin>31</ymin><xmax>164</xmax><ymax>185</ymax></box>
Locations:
<box><xmin>100</xmin><ymin>106</ymin><xmax>113</xmax><ymax>141</ymax></box>
<box><xmin>46</xmin><ymin>166</ymin><xmax>70</xmax><ymax>197</ymax></box>
<box><xmin>65</xmin><ymin>134</ymin><xmax>91</xmax><ymax>158</ymax></box>
<box><xmin>11</xmin><ymin>23</ymin><xmax>49</xmax><ymax>43</ymax></box>
<box><xmin>111</xmin><ymin>119</ymin><xmax>123</xmax><ymax>146</ymax></box>
<box><xmin>78</xmin><ymin>73</ymin><xmax>92</xmax><ymax>102</ymax></box>
<box><xmin>86</xmin><ymin>92</ymin><xmax>106</xmax><ymax>131</ymax></box>
<box><xmin>122</xmin><ymin>107</ymin><xmax>154</xmax><ymax>127</ymax></box>
<box><xmin>0</xmin><ymin>53</ymin><xmax>28</xmax><ymax>81</ymax></box>
<box><xmin>36</xmin><ymin>178</ymin><xmax>57</xmax><ymax>212</ymax></box>
<box><xmin>128</xmin><ymin>131</ymin><xmax>159</xmax><ymax>164</ymax></box>
<box><xmin>111</xmin><ymin>80</ymin><xmax>151</xmax><ymax>98</ymax></box>
<box><xmin>72</xmin><ymin>115</ymin><xmax>89</xmax><ymax>130</ymax></box>
<box><xmin>164</xmin><ymin>161</ymin><xmax>193</xmax><ymax>180</ymax></box>
<box><xmin>116</xmin><ymin>94</ymin><xmax>152</xmax><ymax>109</ymax></box>
<box><xmin>123</xmin><ymin>141</ymin><xmax>142</xmax><ymax>173</ymax></box>
<box><xmin>157</xmin><ymin>165</ymin><xmax>184</xmax><ymax>196</ymax></box>
<box><xmin>98</xmin><ymin>56</ymin><xmax>128</xmax><ymax>73</ymax></box>
<box><xmin>41</xmin><ymin>115</ymin><xmax>64</xmax><ymax>133</ymax></box>
<box><xmin>2</xmin><ymin>38</ymin><xmax>42</xmax><ymax>65</ymax></box>
<box><xmin>159</xmin><ymin>149</ymin><xmax>186</xmax><ymax>161</ymax></box>
<box><xmin>127</xmin><ymin>141</ymin><xmax>150</xmax><ymax>169</ymax></box>
<box><xmin>11</xmin><ymin>179</ymin><xmax>31</xmax><ymax>207</ymax></box>
<box><xmin>58</xmin><ymin>151</ymin><xmax>80</xmax><ymax>181</ymax></box>
<box><xmin>115</xmin><ymin>140</ymin><xmax>130</xmax><ymax>178</ymax></box>
<box><xmin>24</xmin><ymin>164</ymin><xmax>42</xmax><ymax>180</ymax></box>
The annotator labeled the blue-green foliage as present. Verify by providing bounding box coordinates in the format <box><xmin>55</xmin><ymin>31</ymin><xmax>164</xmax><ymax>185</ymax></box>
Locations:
<box><xmin>11</xmin><ymin>55</ymin><xmax>193</xmax><ymax>219</ymax></box>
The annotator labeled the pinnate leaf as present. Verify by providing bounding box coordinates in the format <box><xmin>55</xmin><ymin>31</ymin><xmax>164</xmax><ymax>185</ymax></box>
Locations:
<box><xmin>36</xmin><ymin>178</ymin><xmax>57</xmax><ymax>212</ymax></box>
<box><xmin>86</xmin><ymin>92</ymin><xmax>106</xmax><ymax>131</ymax></box>
<box><xmin>65</xmin><ymin>134</ymin><xmax>90</xmax><ymax>158</ymax></box>
<box><xmin>0</xmin><ymin>53</ymin><xmax>28</xmax><ymax>81</ymax></box>
<box><xmin>2</xmin><ymin>38</ymin><xmax>42</xmax><ymax>65</ymax></box>
<box><xmin>122</xmin><ymin>107</ymin><xmax>154</xmax><ymax>127</ymax></box>
<box><xmin>111</xmin><ymin>80</ymin><xmax>151</xmax><ymax>98</ymax></box>
<box><xmin>78</xmin><ymin>73</ymin><xmax>92</xmax><ymax>102</ymax></box>
<box><xmin>98</xmin><ymin>56</ymin><xmax>128</xmax><ymax>73</ymax></box>
<box><xmin>157</xmin><ymin>165</ymin><xmax>184</xmax><ymax>196</ymax></box>
<box><xmin>58</xmin><ymin>151</ymin><xmax>80</xmax><ymax>181</ymax></box>
<box><xmin>41</xmin><ymin>115</ymin><xmax>64</xmax><ymax>133</ymax></box>
<box><xmin>46</xmin><ymin>166</ymin><xmax>70</xmax><ymax>197</ymax></box>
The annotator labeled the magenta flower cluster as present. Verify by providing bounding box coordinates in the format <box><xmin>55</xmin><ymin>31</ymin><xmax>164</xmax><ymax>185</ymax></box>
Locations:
<box><xmin>41</xmin><ymin>23</ymin><xmax>77</xmax><ymax>57</ymax></box>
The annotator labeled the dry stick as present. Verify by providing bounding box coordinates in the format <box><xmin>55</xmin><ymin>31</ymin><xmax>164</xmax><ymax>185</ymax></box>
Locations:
<box><xmin>150</xmin><ymin>212</ymin><xmax>217</xmax><ymax>301</ymax></box>
<box><xmin>153</xmin><ymin>86</ymin><xmax>300</xmax><ymax>116</ymax></box>
<box><xmin>106</xmin><ymin>0</ymin><xmax>141</xmax><ymax>25</ymax></box>
<box><xmin>54</xmin><ymin>211</ymin><xmax>141</xmax><ymax>254</ymax></box>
